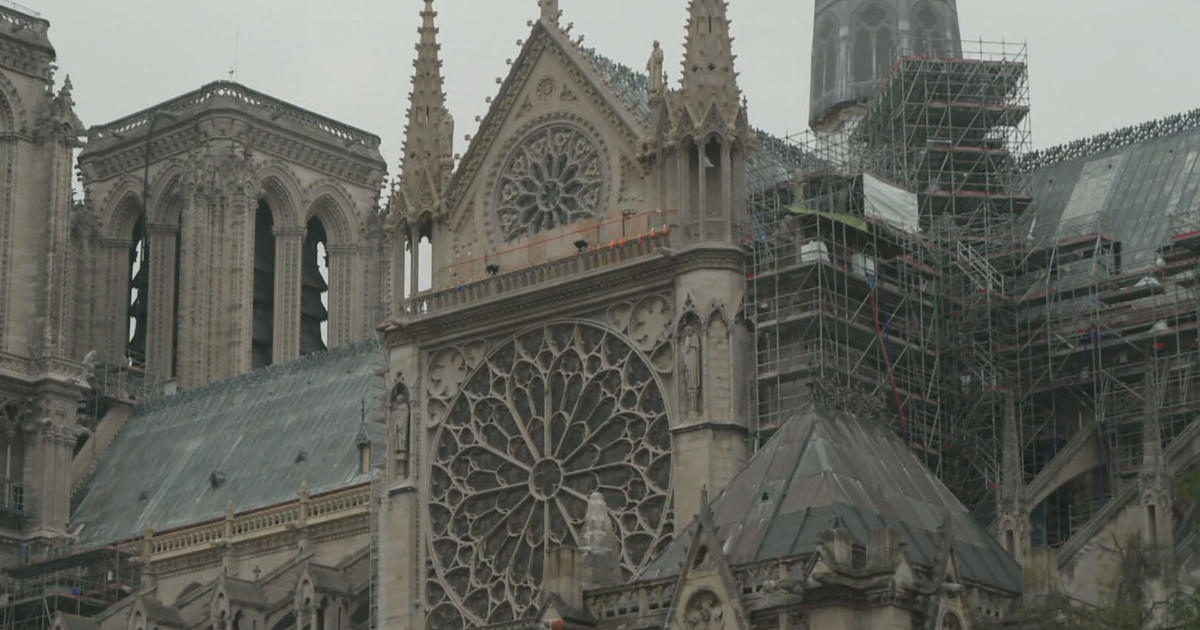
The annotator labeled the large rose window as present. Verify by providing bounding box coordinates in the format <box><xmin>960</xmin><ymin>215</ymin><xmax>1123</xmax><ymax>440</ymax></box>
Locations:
<box><xmin>425</xmin><ymin>323</ymin><xmax>673</xmax><ymax>627</ymax></box>
<box><xmin>496</xmin><ymin>123</ymin><xmax>605</xmax><ymax>242</ymax></box>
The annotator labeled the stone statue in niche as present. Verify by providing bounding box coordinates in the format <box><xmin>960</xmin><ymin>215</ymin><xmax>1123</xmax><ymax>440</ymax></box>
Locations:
<box><xmin>684</xmin><ymin>590</ymin><xmax>725</xmax><ymax>630</ymax></box>
<box><xmin>682</xmin><ymin>322</ymin><xmax>702</xmax><ymax>415</ymax></box>
<box><xmin>390</xmin><ymin>379</ymin><xmax>411</xmax><ymax>478</ymax></box>
<box><xmin>648</xmin><ymin>40</ymin><xmax>665</xmax><ymax>94</ymax></box>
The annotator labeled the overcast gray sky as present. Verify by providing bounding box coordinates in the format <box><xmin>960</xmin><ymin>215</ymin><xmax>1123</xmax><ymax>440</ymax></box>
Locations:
<box><xmin>27</xmin><ymin>0</ymin><xmax>1200</xmax><ymax>175</ymax></box>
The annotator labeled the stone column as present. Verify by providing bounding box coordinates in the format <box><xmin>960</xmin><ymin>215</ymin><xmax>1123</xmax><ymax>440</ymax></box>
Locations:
<box><xmin>273</xmin><ymin>226</ymin><xmax>305</xmax><ymax>364</ymax></box>
<box><xmin>145</xmin><ymin>223</ymin><xmax>179</xmax><ymax>381</ymax></box>
<box><xmin>228</xmin><ymin>190</ymin><xmax>255</xmax><ymax>377</ymax></box>
<box><xmin>695</xmin><ymin>142</ymin><xmax>706</xmax><ymax>241</ymax></box>
<box><xmin>24</xmin><ymin>393</ymin><xmax>79</xmax><ymax>536</ymax></box>
<box><xmin>96</xmin><ymin>238</ymin><xmax>131</xmax><ymax>363</ymax></box>
<box><xmin>325</xmin><ymin>243</ymin><xmax>356</xmax><ymax>347</ymax></box>
<box><xmin>389</xmin><ymin>228</ymin><xmax>407</xmax><ymax>313</ymax></box>
<box><xmin>408</xmin><ymin>231</ymin><xmax>421</xmax><ymax>296</ymax></box>
<box><xmin>721</xmin><ymin>143</ymin><xmax>733</xmax><ymax>241</ymax></box>
<box><xmin>676</xmin><ymin>148</ymin><xmax>689</xmax><ymax>243</ymax></box>
<box><xmin>176</xmin><ymin>191</ymin><xmax>212</xmax><ymax>388</ymax></box>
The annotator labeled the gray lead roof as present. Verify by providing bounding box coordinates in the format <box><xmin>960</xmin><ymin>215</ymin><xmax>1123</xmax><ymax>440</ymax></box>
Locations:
<box><xmin>639</xmin><ymin>403</ymin><xmax>1022</xmax><ymax>594</ymax></box>
<box><xmin>1021</xmin><ymin>113</ymin><xmax>1200</xmax><ymax>270</ymax></box>
<box><xmin>70</xmin><ymin>341</ymin><xmax>386</xmax><ymax>547</ymax></box>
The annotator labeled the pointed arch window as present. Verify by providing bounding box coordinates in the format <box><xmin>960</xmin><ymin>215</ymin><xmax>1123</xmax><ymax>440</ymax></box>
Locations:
<box><xmin>251</xmin><ymin>200</ymin><xmax>276</xmax><ymax>369</ymax></box>
<box><xmin>812</xmin><ymin>15</ymin><xmax>840</xmax><ymax>97</ymax></box>
<box><xmin>850</xmin><ymin>2</ymin><xmax>895</xmax><ymax>83</ymax></box>
<box><xmin>127</xmin><ymin>214</ymin><xmax>149</xmax><ymax>367</ymax></box>
<box><xmin>300</xmin><ymin>217</ymin><xmax>329</xmax><ymax>356</ymax></box>
<box><xmin>912</xmin><ymin>2</ymin><xmax>947</xmax><ymax>58</ymax></box>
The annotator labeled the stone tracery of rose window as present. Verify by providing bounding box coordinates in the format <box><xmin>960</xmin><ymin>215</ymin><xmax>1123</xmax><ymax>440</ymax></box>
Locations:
<box><xmin>424</xmin><ymin>323</ymin><xmax>672</xmax><ymax>627</ymax></box>
<box><xmin>495</xmin><ymin>123</ymin><xmax>605</xmax><ymax>242</ymax></box>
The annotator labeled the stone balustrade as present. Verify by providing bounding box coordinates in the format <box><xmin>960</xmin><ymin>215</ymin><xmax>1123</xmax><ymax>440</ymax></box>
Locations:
<box><xmin>144</xmin><ymin>484</ymin><xmax>369</xmax><ymax>561</ymax></box>
<box><xmin>583</xmin><ymin>577</ymin><xmax>674</xmax><ymax>621</ymax></box>
<box><xmin>89</xmin><ymin>81</ymin><xmax>381</xmax><ymax>150</ymax></box>
<box><xmin>402</xmin><ymin>230</ymin><xmax>672</xmax><ymax>317</ymax></box>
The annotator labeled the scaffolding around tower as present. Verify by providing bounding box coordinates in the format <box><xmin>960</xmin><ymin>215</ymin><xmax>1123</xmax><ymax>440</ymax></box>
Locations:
<box><xmin>745</xmin><ymin>39</ymin><xmax>1032</xmax><ymax>517</ymax></box>
<box><xmin>748</xmin><ymin>37</ymin><xmax>1200</xmax><ymax>546</ymax></box>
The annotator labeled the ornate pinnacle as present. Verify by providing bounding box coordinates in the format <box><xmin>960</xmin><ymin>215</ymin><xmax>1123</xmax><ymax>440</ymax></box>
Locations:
<box><xmin>680</xmin><ymin>0</ymin><xmax>741</xmax><ymax>110</ymax></box>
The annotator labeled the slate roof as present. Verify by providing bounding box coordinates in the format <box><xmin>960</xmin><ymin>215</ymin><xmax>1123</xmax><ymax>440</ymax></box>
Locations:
<box><xmin>1020</xmin><ymin>109</ymin><xmax>1200</xmax><ymax>269</ymax></box>
<box><xmin>70</xmin><ymin>341</ymin><xmax>385</xmax><ymax>546</ymax></box>
<box><xmin>639</xmin><ymin>402</ymin><xmax>1022</xmax><ymax>594</ymax></box>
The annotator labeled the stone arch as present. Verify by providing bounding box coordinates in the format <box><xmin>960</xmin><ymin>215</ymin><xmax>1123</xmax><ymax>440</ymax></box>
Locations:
<box><xmin>0</xmin><ymin>71</ymin><xmax>28</xmax><ymax>133</ymax></box>
<box><xmin>148</xmin><ymin>167</ymin><xmax>187</xmax><ymax>226</ymax></box>
<box><xmin>910</xmin><ymin>0</ymin><xmax>948</xmax><ymax>57</ymax></box>
<box><xmin>850</xmin><ymin>0</ymin><xmax>896</xmax><ymax>83</ymax></box>
<box><xmin>102</xmin><ymin>180</ymin><xmax>147</xmax><ymax>240</ymax></box>
<box><xmin>304</xmin><ymin>184</ymin><xmax>356</xmax><ymax>247</ymax></box>
<box><xmin>812</xmin><ymin>13</ymin><xmax>840</xmax><ymax>98</ymax></box>
<box><xmin>255</xmin><ymin>165</ymin><xmax>304</xmax><ymax>229</ymax></box>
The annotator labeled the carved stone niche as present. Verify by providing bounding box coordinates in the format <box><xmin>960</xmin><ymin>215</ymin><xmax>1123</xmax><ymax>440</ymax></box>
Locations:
<box><xmin>684</xmin><ymin>589</ymin><xmax>725</xmax><ymax>630</ymax></box>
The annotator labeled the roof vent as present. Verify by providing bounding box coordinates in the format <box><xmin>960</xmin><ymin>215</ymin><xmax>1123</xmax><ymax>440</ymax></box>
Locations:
<box><xmin>209</xmin><ymin>471</ymin><xmax>226</xmax><ymax>489</ymax></box>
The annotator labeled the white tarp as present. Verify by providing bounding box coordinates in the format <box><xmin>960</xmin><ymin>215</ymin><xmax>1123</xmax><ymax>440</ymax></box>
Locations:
<box><xmin>863</xmin><ymin>173</ymin><xmax>919</xmax><ymax>233</ymax></box>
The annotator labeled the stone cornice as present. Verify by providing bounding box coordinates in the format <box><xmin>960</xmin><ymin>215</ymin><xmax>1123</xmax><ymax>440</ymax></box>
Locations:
<box><xmin>0</xmin><ymin>29</ymin><xmax>53</xmax><ymax>81</ymax></box>
<box><xmin>669</xmin><ymin>420</ymin><xmax>749</xmax><ymax>436</ymax></box>
<box><xmin>80</xmin><ymin>100</ymin><xmax>386</xmax><ymax>189</ymax></box>
<box><xmin>0</xmin><ymin>352</ymin><xmax>89</xmax><ymax>390</ymax></box>
<box><xmin>384</xmin><ymin>243</ymin><xmax>743</xmax><ymax>347</ymax></box>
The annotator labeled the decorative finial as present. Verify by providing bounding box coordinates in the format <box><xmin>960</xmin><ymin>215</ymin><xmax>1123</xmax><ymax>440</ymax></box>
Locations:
<box><xmin>539</xmin><ymin>0</ymin><xmax>560</xmax><ymax>24</ymax></box>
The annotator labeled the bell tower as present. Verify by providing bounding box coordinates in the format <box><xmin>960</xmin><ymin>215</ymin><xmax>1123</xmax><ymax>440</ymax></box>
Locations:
<box><xmin>0</xmin><ymin>4</ymin><xmax>89</xmax><ymax>553</ymax></box>
<box><xmin>810</xmin><ymin>0</ymin><xmax>961</xmax><ymax>131</ymax></box>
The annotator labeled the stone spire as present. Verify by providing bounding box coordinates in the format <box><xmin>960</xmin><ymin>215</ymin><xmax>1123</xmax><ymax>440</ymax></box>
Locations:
<box><xmin>679</xmin><ymin>0</ymin><xmax>741</xmax><ymax>120</ymax></box>
<box><xmin>996</xmin><ymin>386</ymin><xmax>1028</xmax><ymax>561</ymax></box>
<box><xmin>397</xmin><ymin>0</ymin><xmax>454</xmax><ymax>213</ymax></box>
<box><xmin>1138</xmin><ymin>356</ymin><xmax>1173</xmax><ymax>561</ymax></box>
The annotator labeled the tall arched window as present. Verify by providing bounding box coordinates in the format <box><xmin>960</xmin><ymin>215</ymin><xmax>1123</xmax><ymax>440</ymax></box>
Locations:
<box><xmin>251</xmin><ymin>200</ymin><xmax>276</xmax><ymax>369</ymax></box>
<box><xmin>300</xmin><ymin>217</ymin><xmax>329</xmax><ymax>356</ymax></box>
<box><xmin>415</xmin><ymin>218</ymin><xmax>433</xmax><ymax>293</ymax></box>
<box><xmin>127</xmin><ymin>214</ymin><xmax>148</xmax><ymax>367</ymax></box>
<box><xmin>850</xmin><ymin>2</ymin><xmax>895</xmax><ymax>83</ymax></box>
<box><xmin>912</xmin><ymin>2</ymin><xmax>946</xmax><ymax>57</ymax></box>
<box><xmin>812</xmin><ymin>16</ymin><xmax>839</xmax><ymax>98</ymax></box>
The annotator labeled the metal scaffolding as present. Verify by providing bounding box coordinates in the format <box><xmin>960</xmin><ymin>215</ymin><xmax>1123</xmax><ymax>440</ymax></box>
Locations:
<box><xmin>0</xmin><ymin>548</ymin><xmax>136</xmax><ymax>630</ymax></box>
<box><xmin>746</xmin><ymin>40</ymin><xmax>1032</xmax><ymax>518</ymax></box>
<box><xmin>748</xmin><ymin>39</ymin><xmax>1200</xmax><ymax>543</ymax></box>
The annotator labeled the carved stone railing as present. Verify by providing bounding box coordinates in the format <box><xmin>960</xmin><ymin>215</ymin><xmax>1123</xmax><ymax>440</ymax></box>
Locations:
<box><xmin>0</xmin><ymin>2</ymin><xmax>45</xmax><ymax>31</ymax></box>
<box><xmin>584</xmin><ymin>576</ymin><xmax>675</xmax><ymax>621</ymax></box>
<box><xmin>89</xmin><ymin>81</ymin><xmax>381</xmax><ymax>150</ymax></box>
<box><xmin>402</xmin><ymin>230</ymin><xmax>672</xmax><ymax>317</ymax></box>
<box><xmin>579</xmin><ymin>554</ymin><xmax>816</xmax><ymax>622</ymax></box>
<box><xmin>145</xmin><ymin>484</ymin><xmax>369</xmax><ymax>561</ymax></box>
